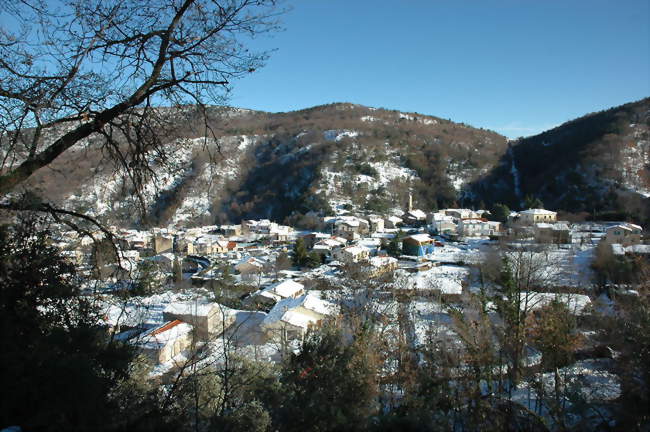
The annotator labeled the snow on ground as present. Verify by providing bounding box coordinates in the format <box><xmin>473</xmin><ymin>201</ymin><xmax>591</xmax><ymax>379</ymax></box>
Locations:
<box><xmin>510</xmin><ymin>359</ymin><xmax>620</xmax><ymax>429</ymax></box>
<box><xmin>368</xmin><ymin>160</ymin><xmax>417</xmax><ymax>186</ymax></box>
<box><xmin>520</xmin><ymin>291</ymin><xmax>592</xmax><ymax>315</ymax></box>
<box><xmin>427</xmin><ymin>240</ymin><xmax>489</xmax><ymax>265</ymax></box>
<box><xmin>171</xmin><ymin>135</ymin><xmax>260</xmax><ymax>224</ymax></box>
<box><xmin>504</xmin><ymin>244</ymin><xmax>596</xmax><ymax>288</ymax></box>
<box><xmin>409</xmin><ymin>300</ymin><xmax>461</xmax><ymax>349</ymax></box>
<box><xmin>448</xmin><ymin>174</ymin><xmax>466</xmax><ymax>192</ymax></box>
<box><xmin>397</xmin><ymin>112</ymin><xmax>438</xmax><ymax>125</ymax></box>
<box><xmin>317</xmin><ymin>157</ymin><xmax>417</xmax><ymax>212</ymax></box>
<box><xmin>396</xmin><ymin>265</ymin><xmax>469</xmax><ymax>294</ymax></box>
<box><xmin>68</xmin><ymin>138</ymin><xmax>195</xmax><ymax>217</ymax></box>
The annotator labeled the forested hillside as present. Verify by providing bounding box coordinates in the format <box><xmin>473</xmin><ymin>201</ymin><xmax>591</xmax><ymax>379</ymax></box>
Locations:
<box><xmin>23</xmin><ymin>103</ymin><xmax>507</xmax><ymax>226</ymax></box>
<box><xmin>472</xmin><ymin>97</ymin><xmax>650</xmax><ymax>223</ymax></box>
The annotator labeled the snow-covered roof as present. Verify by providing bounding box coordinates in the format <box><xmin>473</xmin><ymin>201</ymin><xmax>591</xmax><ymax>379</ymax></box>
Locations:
<box><xmin>607</xmin><ymin>223</ymin><xmax>642</xmax><ymax>232</ymax></box>
<box><xmin>195</xmin><ymin>234</ymin><xmax>223</xmax><ymax>244</ymax></box>
<box><xmin>137</xmin><ymin>320</ymin><xmax>194</xmax><ymax>349</ymax></box>
<box><xmin>431</xmin><ymin>213</ymin><xmax>454</xmax><ymax>222</ymax></box>
<box><xmin>461</xmin><ymin>219</ymin><xmax>486</xmax><ymax>225</ymax></box>
<box><xmin>406</xmin><ymin>209</ymin><xmax>427</xmax><ymax>219</ymax></box>
<box><xmin>337</xmin><ymin>218</ymin><xmax>360</xmax><ymax>227</ymax></box>
<box><xmin>267</xmin><ymin>279</ymin><xmax>304</xmax><ymax>298</ymax></box>
<box><xmin>405</xmin><ymin>233</ymin><xmax>433</xmax><ymax>243</ymax></box>
<box><xmin>262</xmin><ymin>293</ymin><xmax>338</xmax><ymax>329</ymax></box>
<box><xmin>520</xmin><ymin>208</ymin><xmax>556</xmax><ymax>215</ymax></box>
<box><xmin>163</xmin><ymin>300</ymin><xmax>232</xmax><ymax>317</ymax></box>
<box><xmin>343</xmin><ymin>245</ymin><xmax>367</xmax><ymax>255</ymax></box>
<box><xmin>301</xmin><ymin>294</ymin><xmax>338</xmax><ymax>316</ymax></box>
<box><xmin>317</xmin><ymin>238</ymin><xmax>345</xmax><ymax>248</ymax></box>
<box><xmin>235</xmin><ymin>256</ymin><xmax>265</xmax><ymax>268</ymax></box>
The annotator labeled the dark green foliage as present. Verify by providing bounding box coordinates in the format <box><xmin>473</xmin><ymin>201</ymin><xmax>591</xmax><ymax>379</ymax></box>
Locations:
<box><xmin>386</xmin><ymin>232</ymin><xmax>404</xmax><ymax>257</ymax></box>
<box><xmin>307</xmin><ymin>251</ymin><xmax>324</xmax><ymax>268</ymax></box>
<box><xmin>278</xmin><ymin>324</ymin><xmax>378</xmax><ymax>432</ymax></box>
<box><xmin>524</xmin><ymin>195</ymin><xmax>544</xmax><ymax>210</ymax></box>
<box><xmin>490</xmin><ymin>203</ymin><xmax>510</xmax><ymax>223</ymax></box>
<box><xmin>0</xmin><ymin>217</ymin><xmax>137</xmax><ymax>431</ymax></box>
<box><xmin>291</xmin><ymin>238</ymin><xmax>321</xmax><ymax>268</ymax></box>
<box><xmin>292</xmin><ymin>237</ymin><xmax>309</xmax><ymax>267</ymax></box>
<box><xmin>364</xmin><ymin>196</ymin><xmax>390</xmax><ymax>213</ymax></box>
<box><xmin>406</xmin><ymin>149</ymin><xmax>458</xmax><ymax>209</ymax></box>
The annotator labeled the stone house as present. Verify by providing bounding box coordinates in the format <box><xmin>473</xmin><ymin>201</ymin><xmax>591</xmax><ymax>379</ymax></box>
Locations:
<box><xmin>163</xmin><ymin>301</ymin><xmax>235</xmax><ymax>340</ymax></box>
<box><xmin>603</xmin><ymin>223</ymin><xmax>643</xmax><ymax>246</ymax></box>
<box><xmin>517</xmin><ymin>209</ymin><xmax>557</xmax><ymax>225</ymax></box>
<box><xmin>136</xmin><ymin>320</ymin><xmax>194</xmax><ymax>364</ymax></box>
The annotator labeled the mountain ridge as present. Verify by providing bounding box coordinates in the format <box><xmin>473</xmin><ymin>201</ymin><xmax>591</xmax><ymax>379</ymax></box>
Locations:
<box><xmin>20</xmin><ymin>97</ymin><xmax>650</xmax><ymax>227</ymax></box>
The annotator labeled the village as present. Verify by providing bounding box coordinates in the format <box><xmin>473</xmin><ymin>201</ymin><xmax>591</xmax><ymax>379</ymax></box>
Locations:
<box><xmin>45</xmin><ymin>194</ymin><xmax>646</xmax><ymax>390</ymax></box>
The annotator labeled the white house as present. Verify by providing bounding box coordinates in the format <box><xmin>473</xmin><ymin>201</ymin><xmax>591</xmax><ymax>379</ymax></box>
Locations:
<box><xmin>367</xmin><ymin>215</ymin><xmax>385</xmax><ymax>233</ymax></box>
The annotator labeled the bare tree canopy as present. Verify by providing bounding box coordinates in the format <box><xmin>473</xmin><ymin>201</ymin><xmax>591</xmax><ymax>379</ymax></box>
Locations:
<box><xmin>0</xmin><ymin>0</ymin><xmax>282</xmax><ymax>199</ymax></box>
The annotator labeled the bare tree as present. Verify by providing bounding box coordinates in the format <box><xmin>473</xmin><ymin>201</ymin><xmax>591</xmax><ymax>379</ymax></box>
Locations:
<box><xmin>0</xmin><ymin>0</ymin><xmax>282</xmax><ymax>207</ymax></box>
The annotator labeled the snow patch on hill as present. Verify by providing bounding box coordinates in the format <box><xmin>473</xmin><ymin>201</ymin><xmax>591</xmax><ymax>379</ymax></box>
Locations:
<box><xmin>323</xmin><ymin>130</ymin><xmax>359</xmax><ymax>142</ymax></box>
<box><xmin>620</xmin><ymin>138</ymin><xmax>650</xmax><ymax>197</ymax></box>
<box><xmin>360</xmin><ymin>116</ymin><xmax>378</xmax><ymax>122</ymax></box>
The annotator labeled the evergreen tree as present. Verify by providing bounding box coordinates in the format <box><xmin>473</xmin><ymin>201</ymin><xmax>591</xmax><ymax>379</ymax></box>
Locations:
<box><xmin>0</xmin><ymin>216</ymin><xmax>139</xmax><ymax>431</ymax></box>
<box><xmin>292</xmin><ymin>238</ymin><xmax>309</xmax><ymax>268</ymax></box>
<box><xmin>524</xmin><ymin>195</ymin><xmax>544</xmax><ymax>210</ymax></box>
<box><xmin>386</xmin><ymin>236</ymin><xmax>402</xmax><ymax>257</ymax></box>
<box><xmin>490</xmin><ymin>203</ymin><xmax>511</xmax><ymax>223</ymax></box>
<box><xmin>279</xmin><ymin>323</ymin><xmax>378</xmax><ymax>431</ymax></box>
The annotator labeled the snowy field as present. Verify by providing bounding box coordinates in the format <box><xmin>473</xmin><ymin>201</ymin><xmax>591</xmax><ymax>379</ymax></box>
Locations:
<box><xmin>396</xmin><ymin>265</ymin><xmax>469</xmax><ymax>295</ymax></box>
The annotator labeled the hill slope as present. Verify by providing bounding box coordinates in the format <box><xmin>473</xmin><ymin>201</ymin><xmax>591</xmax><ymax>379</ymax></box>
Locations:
<box><xmin>25</xmin><ymin>103</ymin><xmax>507</xmax><ymax>227</ymax></box>
<box><xmin>471</xmin><ymin>97</ymin><xmax>650</xmax><ymax>222</ymax></box>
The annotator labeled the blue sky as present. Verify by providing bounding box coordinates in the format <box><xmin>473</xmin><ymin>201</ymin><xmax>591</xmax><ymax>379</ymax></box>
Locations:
<box><xmin>231</xmin><ymin>0</ymin><xmax>650</xmax><ymax>138</ymax></box>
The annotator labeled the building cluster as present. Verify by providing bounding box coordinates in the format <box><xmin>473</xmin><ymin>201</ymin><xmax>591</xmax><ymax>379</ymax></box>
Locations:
<box><xmin>49</xmin><ymin>202</ymin><xmax>646</xmax><ymax>371</ymax></box>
